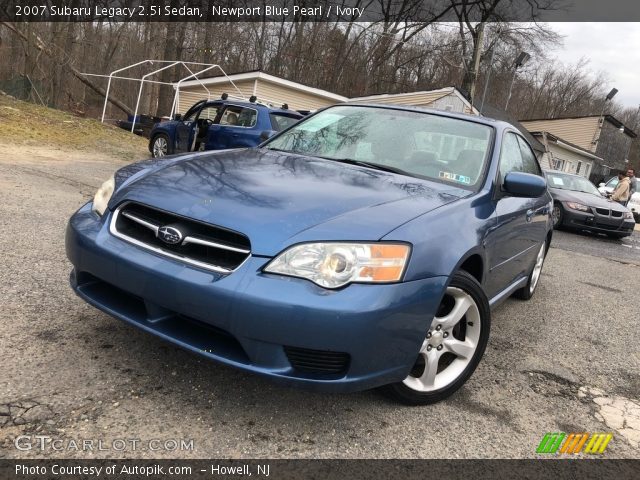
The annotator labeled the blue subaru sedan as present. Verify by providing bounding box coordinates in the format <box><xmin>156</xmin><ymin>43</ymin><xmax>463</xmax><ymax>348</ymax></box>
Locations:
<box><xmin>66</xmin><ymin>104</ymin><xmax>552</xmax><ymax>404</ymax></box>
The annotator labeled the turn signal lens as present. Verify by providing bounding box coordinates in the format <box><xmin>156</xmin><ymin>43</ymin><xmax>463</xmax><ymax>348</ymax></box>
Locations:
<box><xmin>264</xmin><ymin>243</ymin><xmax>411</xmax><ymax>289</ymax></box>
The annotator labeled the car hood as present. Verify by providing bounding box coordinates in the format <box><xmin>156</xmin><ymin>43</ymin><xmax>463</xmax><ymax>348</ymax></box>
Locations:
<box><xmin>550</xmin><ymin>187</ymin><xmax>627</xmax><ymax>211</ymax></box>
<box><xmin>111</xmin><ymin>149</ymin><xmax>468</xmax><ymax>256</ymax></box>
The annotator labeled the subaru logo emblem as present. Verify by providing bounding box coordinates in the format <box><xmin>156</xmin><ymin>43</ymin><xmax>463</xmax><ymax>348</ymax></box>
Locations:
<box><xmin>158</xmin><ymin>226</ymin><xmax>183</xmax><ymax>245</ymax></box>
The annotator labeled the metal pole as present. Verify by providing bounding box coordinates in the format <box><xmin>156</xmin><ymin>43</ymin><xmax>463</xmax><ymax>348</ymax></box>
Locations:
<box><xmin>100</xmin><ymin>76</ymin><xmax>112</xmax><ymax>123</ymax></box>
<box><xmin>480</xmin><ymin>44</ymin><xmax>497</xmax><ymax>114</ymax></box>
<box><xmin>505</xmin><ymin>67</ymin><xmax>518</xmax><ymax>111</ymax></box>
<box><xmin>132</xmin><ymin>62</ymin><xmax>181</xmax><ymax>133</ymax></box>
<box><xmin>99</xmin><ymin>59</ymin><xmax>151</xmax><ymax>124</ymax></box>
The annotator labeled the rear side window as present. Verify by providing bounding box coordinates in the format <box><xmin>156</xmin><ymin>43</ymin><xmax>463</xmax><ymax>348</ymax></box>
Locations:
<box><xmin>219</xmin><ymin>106</ymin><xmax>257</xmax><ymax>127</ymax></box>
<box><xmin>270</xmin><ymin>113</ymin><xmax>300</xmax><ymax>131</ymax></box>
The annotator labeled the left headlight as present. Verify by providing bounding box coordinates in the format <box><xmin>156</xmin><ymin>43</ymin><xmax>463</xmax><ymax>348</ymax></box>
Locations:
<box><xmin>92</xmin><ymin>175</ymin><xmax>115</xmax><ymax>216</ymax></box>
<box><xmin>624</xmin><ymin>211</ymin><xmax>634</xmax><ymax>220</ymax></box>
<box><xmin>264</xmin><ymin>242</ymin><xmax>411</xmax><ymax>289</ymax></box>
<box><xmin>566</xmin><ymin>202</ymin><xmax>589</xmax><ymax>212</ymax></box>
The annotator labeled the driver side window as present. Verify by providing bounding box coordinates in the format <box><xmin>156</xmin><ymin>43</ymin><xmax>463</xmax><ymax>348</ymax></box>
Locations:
<box><xmin>197</xmin><ymin>104</ymin><xmax>221</xmax><ymax>121</ymax></box>
<box><xmin>498</xmin><ymin>132</ymin><xmax>524</xmax><ymax>184</ymax></box>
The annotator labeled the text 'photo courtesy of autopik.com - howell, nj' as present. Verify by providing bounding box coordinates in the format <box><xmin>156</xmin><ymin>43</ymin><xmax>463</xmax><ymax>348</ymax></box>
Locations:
<box><xmin>0</xmin><ymin>0</ymin><xmax>640</xmax><ymax>479</ymax></box>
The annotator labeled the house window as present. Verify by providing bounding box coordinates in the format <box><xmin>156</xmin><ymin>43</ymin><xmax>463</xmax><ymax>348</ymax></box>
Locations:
<box><xmin>553</xmin><ymin>158</ymin><xmax>566</xmax><ymax>171</ymax></box>
<box><xmin>576</xmin><ymin>161</ymin><xmax>582</xmax><ymax>174</ymax></box>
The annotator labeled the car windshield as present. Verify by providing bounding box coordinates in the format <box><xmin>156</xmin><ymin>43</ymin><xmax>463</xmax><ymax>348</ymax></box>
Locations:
<box><xmin>264</xmin><ymin>105</ymin><xmax>493</xmax><ymax>189</ymax></box>
<box><xmin>606</xmin><ymin>177</ymin><xmax>619</xmax><ymax>188</ymax></box>
<box><xmin>547</xmin><ymin>172</ymin><xmax>601</xmax><ymax>195</ymax></box>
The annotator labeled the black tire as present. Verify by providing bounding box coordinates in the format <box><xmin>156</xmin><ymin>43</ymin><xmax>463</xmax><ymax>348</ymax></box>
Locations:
<box><xmin>514</xmin><ymin>241</ymin><xmax>547</xmax><ymax>301</ymax></box>
<box><xmin>381</xmin><ymin>270</ymin><xmax>491</xmax><ymax>405</ymax></box>
<box><xmin>150</xmin><ymin>133</ymin><xmax>172</xmax><ymax>158</ymax></box>
<box><xmin>551</xmin><ymin>203</ymin><xmax>564</xmax><ymax>229</ymax></box>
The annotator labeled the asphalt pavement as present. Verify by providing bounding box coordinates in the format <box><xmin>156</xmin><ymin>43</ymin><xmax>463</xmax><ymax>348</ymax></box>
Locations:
<box><xmin>1</xmin><ymin>146</ymin><xmax>639</xmax><ymax>459</ymax></box>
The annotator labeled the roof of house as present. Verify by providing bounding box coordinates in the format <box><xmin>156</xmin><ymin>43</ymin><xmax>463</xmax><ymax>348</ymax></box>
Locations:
<box><xmin>175</xmin><ymin>70</ymin><xmax>349</xmax><ymax>102</ymax></box>
<box><xmin>350</xmin><ymin>87</ymin><xmax>479</xmax><ymax>115</ymax></box>
<box><xmin>521</xmin><ymin>114</ymin><xmax>637</xmax><ymax>138</ymax></box>
<box><xmin>528</xmin><ymin>131</ymin><xmax>604</xmax><ymax>162</ymax></box>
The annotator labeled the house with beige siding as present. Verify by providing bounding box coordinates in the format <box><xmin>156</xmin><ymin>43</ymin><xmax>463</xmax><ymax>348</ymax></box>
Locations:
<box><xmin>520</xmin><ymin>116</ymin><xmax>637</xmax><ymax>182</ymax></box>
<box><xmin>529</xmin><ymin>131</ymin><xmax>601</xmax><ymax>179</ymax></box>
<box><xmin>175</xmin><ymin>70</ymin><xmax>348</xmax><ymax>114</ymax></box>
<box><xmin>349</xmin><ymin>87</ymin><xmax>478</xmax><ymax>115</ymax></box>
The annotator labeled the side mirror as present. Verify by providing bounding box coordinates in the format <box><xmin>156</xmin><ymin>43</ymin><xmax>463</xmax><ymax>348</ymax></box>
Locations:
<box><xmin>173</xmin><ymin>114</ymin><xmax>182</xmax><ymax>121</ymax></box>
<box><xmin>503</xmin><ymin>172</ymin><xmax>547</xmax><ymax>197</ymax></box>
<box><xmin>260</xmin><ymin>130</ymin><xmax>277</xmax><ymax>142</ymax></box>
<box><xmin>599</xmin><ymin>182</ymin><xmax>605</xmax><ymax>187</ymax></box>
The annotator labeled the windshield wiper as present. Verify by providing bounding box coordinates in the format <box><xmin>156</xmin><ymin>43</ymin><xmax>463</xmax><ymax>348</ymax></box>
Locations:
<box><xmin>319</xmin><ymin>157</ymin><xmax>412</xmax><ymax>176</ymax></box>
<box><xmin>263</xmin><ymin>147</ymin><xmax>292</xmax><ymax>153</ymax></box>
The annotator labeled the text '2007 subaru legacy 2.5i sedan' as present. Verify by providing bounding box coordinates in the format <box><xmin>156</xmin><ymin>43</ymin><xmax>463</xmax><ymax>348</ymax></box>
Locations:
<box><xmin>66</xmin><ymin>104</ymin><xmax>553</xmax><ymax>405</ymax></box>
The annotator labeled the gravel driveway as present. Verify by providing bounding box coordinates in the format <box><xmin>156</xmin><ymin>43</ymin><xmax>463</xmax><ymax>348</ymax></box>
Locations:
<box><xmin>1</xmin><ymin>144</ymin><xmax>639</xmax><ymax>459</ymax></box>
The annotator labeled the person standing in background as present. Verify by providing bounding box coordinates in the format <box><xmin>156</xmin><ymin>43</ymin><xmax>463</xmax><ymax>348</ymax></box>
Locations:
<box><xmin>611</xmin><ymin>172</ymin><xmax>631</xmax><ymax>205</ymax></box>
<box><xmin>626</xmin><ymin>168</ymin><xmax>637</xmax><ymax>206</ymax></box>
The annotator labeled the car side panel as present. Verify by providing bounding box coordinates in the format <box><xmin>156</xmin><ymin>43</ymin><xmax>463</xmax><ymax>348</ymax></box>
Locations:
<box><xmin>382</xmin><ymin>192</ymin><xmax>497</xmax><ymax>286</ymax></box>
<box><xmin>205</xmin><ymin>124</ymin><xmax>262</xmax><ymax>149</ymax></box>
<box><xmin>382</xmin><ymin>185</ymin><xmax>550</xmax><ymax>302</ymax></box>
<box><xmin>484</xmin><ymin>195</ymin><xmax>549</xmax><ymax>298</ymax></box>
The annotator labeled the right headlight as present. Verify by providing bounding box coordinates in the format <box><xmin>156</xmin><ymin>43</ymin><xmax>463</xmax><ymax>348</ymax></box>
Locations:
<box><xmin>264</xmin><ymin>242</ymin><xmax>411</xmax><ymax>289</ymax></box>
<box><xmin>92</xmin><ymin>175</ymin><xmax>115</xmax><ymax>216</ymax></box>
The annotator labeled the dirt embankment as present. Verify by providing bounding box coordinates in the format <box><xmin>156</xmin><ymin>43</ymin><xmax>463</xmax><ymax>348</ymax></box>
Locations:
<box><xmin>0</xmin><ymin>94</ymin><xmax>149</xmax><ymax>162</ymax></box>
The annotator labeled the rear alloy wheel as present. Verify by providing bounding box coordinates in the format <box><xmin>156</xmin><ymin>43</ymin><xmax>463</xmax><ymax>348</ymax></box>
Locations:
<box><xmin>551</xmin><ymin>203</ymin><xmax>563</xmax><ymax>229</ymax></box>
<box><xmin>382</xmin><ymin>271</ymin><xmax>490</xmax><ymax>405</ymax></box>
<box><xmin>514</xmin><ymin>242</ymin><xmax>546</xmax><ymax>300</ymax></box>
<box><xmin>152</xmin><ymin>134</ymin><xmax>170</xmax><ymax>158</ymax></box>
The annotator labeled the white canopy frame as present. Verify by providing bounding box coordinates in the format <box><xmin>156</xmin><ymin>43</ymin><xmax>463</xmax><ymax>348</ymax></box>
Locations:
<box><xmin>81</xmin><ymin>60</ymin><xmax>245</xmax><ymax>133</ymax></box>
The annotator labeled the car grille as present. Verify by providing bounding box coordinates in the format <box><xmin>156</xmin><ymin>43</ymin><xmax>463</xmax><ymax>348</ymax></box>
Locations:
<box><xmin>611</xmin><ymin>210</ymin><xmax>623</xmax><ymax>218</ymax></box>
<box><xmin>284</xmin><ymin>346</ymin><xmax>350</xmax><ymax>376</ymax></box>
<box><xmin>595</xmin><ymin>208</ymin><xmax>610</xmax><ymax>216</ymax></box>
<box><xmin>110</xmin><ymin>202</ymin><xmax>251</xmax><ymax>273</ymax></box>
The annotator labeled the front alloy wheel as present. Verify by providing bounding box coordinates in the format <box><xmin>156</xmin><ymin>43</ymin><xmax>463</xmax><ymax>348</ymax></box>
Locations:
<box><xmin>382</xmin><ymin>271</ymin><xmax>490</xmax><ymax>405</ymax></box>
<box><xmin>152</xmin><ymin>135</ymin><xmax>169</xmax><ymax>157</ymax></box>
<box><xmin>514</xmin><ymin>242</ymin><xmax>546</xmax><ymax>300</ymax></box>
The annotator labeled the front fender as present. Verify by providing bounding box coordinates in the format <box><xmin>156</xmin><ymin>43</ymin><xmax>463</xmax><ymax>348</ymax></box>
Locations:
<box><xmin>382</xmin><ymin>191</ymin><xmax>496</xmax><ymax>283</ymax></box>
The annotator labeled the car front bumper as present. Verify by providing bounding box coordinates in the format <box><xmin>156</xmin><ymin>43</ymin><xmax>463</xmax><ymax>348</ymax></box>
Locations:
<box><xmin>561</xmin><ymin>204</ymin><xmax>635</xmax><ymax>236</ymax></box>
<box><xmin>65</xmin><ymin>202</ymin><xmax>448</xmax><ymax>392</ymax></box>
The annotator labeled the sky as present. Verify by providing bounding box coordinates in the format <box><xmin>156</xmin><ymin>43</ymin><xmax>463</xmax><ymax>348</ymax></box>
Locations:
<box><xmin>550</xmin><ymin>23</ymin><xmax>640</xmax><ymax>110</ymax></box>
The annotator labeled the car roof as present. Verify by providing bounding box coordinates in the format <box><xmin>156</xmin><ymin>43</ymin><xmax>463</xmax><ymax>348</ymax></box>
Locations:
<box><xmin>203</xmin><ymin>99</ymin><xmax>302</xmax><ymax>116</ymax></box>
<box><xmin>338</xmin><ymin>102</ymin><xmax>512</xmax><ymax>130</ymax></box>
